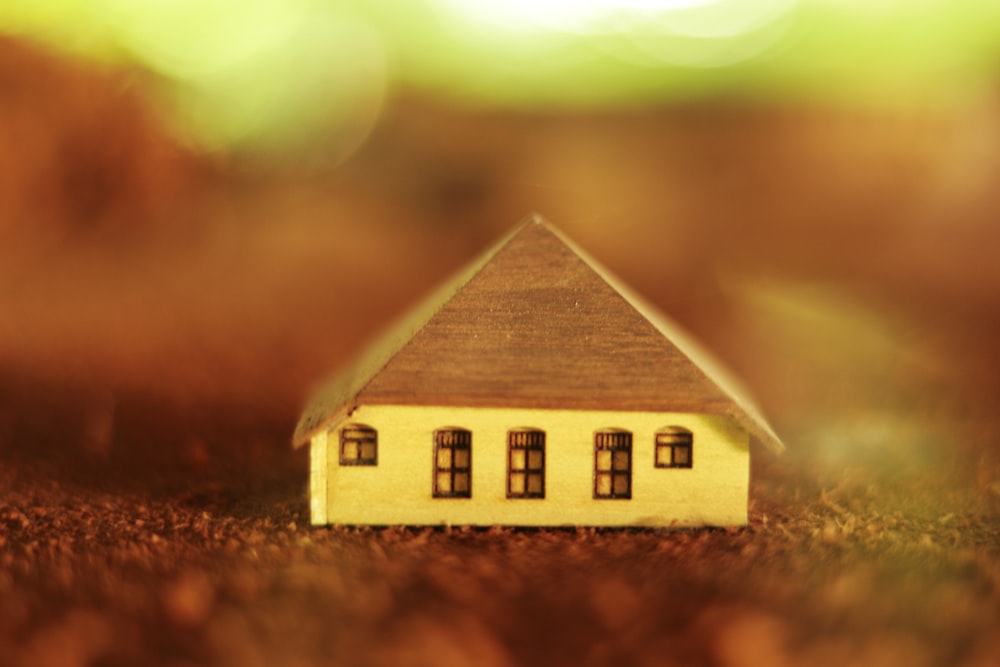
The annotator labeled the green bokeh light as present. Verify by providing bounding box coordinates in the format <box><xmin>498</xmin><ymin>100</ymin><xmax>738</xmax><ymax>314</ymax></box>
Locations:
<box><xmin>1</xmin><ymin>0</ymin><xmax>999</xmax><ymax>152</ymax></box>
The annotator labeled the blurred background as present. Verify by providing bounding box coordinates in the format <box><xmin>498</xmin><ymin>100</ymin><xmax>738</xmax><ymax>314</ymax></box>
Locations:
<box><xmin>5</xmin><ymin>3</ymin><xmax>1000</xmax><ymax>666</ymax></box>
<box><xmin>1</xmin><ymin>0</ymin><xmax>999</xmax><ymax>483</ymax></box>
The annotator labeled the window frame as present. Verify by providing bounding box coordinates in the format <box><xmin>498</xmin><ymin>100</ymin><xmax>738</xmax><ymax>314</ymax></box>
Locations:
<box><xmin>506</xmin><ymin>428</ymin><xmax>546</xmax><ymax>499</ymax></box>
<box><xmin>593</xmin><ymin>428</ymin><xmax>633</xmax><ymax>500</ymax></box>
<box><xmin>654</xmin><ymin>427</ymin><xmax>693</xmax><ymax>469</ymax></box>
<box><xmin>338</xmin><ymin>424</ymin><xmax>378</xmax><ymax>466</ymax></box>
<box><xmin>433</xmin><ymin>427</ymin><xmax>472</xmax><ymax>499</ymax></box>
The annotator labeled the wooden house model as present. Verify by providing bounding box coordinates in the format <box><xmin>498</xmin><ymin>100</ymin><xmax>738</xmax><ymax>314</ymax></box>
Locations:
<box><xmin>293</xmin><ymin>217</ymin><xmax>783</xmax><ymax>527</ymax></box>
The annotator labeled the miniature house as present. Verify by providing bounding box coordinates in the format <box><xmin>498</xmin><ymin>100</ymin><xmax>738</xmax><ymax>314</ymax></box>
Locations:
<box><xmin>293</xmin><ymin>217</ymin><xmax>783</xmax><ymax>527</ymax></box>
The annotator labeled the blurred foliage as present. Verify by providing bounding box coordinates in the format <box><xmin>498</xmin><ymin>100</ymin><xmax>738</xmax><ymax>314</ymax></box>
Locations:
<box><xmin>1</xmin><ymin>0</ymin><xmax>1000</xmax><ymax>153</ymax></box>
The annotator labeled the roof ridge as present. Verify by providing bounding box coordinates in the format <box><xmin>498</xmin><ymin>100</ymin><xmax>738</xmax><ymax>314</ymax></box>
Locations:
<box><xmin>291</xmin><ymin>215</ymin><xmax>539</xmax><ymax>446</ymax></box>
<box><xmin>294</xmin><ymin>217</ymin><xmax>783</xmax><ymax>454</ymax></box>
<box><xmin>550</xmin><ymin>228</ymin><xmax>783</xmax><ymax>452</ymax></box>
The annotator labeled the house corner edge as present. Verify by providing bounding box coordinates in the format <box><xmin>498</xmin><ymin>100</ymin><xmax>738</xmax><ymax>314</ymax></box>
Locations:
<box><xmin>309</xmin><ymin>432</ymin><xmax>330</xmax><ymax>526</ymax></box>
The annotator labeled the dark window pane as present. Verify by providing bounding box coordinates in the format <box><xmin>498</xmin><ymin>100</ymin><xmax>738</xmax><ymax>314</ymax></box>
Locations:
<box><xmin>507</xmin><ymin>429</ymin><xmax>545</xmax><ymax>499</ymax></box>
<box><xmin>339</xmin><ymin>424</ymin><xmax>377</xmax><ymax>466</ymax></box>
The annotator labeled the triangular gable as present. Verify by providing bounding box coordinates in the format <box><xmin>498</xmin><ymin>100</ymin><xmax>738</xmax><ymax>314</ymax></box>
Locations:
<box><xmin>294</xmin><ymin>217</ymin><xmax>783</xmax><ymax>453</ymax></box>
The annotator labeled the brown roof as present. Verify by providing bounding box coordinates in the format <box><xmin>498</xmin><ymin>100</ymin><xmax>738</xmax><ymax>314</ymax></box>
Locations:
<box><xmin>294</xmin><ymin>217</ymin><xmax>783</xmax><ymax>452</ymax></box>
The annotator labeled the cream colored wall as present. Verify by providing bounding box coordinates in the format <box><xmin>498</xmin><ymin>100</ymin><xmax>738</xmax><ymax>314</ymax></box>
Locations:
<box><xmin>311</xmin><ymin>405</ymin><xmax>749</xmax><ymax>527</ymax></box>
<box><xmin>309</xmin><ymin>430</ymin><xmax>329</xmax><ymax>525</ymax></box>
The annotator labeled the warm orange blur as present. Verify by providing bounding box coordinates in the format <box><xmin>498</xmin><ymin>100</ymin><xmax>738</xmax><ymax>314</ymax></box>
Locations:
<box><xmin>2</xmin><ymin>14</ymin><xmax>1000</xmax><ymax>665</ymax></box>
<box><xmin>0</xmin><ymin>28</ymin><xmax>997</xmax><ymax>490</ymax></box>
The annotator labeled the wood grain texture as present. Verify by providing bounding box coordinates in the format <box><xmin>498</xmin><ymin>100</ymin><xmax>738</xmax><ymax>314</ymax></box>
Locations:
<box><xmin>295</xmin><ymin>217</ymin><xmax>782</xmax><ymax>453</ymax></box>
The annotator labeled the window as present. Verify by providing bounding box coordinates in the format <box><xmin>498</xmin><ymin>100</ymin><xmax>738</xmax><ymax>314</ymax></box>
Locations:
<box><xmin>339</xmin><ymin>424</ymin><xmax>377</xmax><ymax>466</ymax></box>
<box><xmin>655</xmin><ymin>427</ymin><xmax>693</xmax><ymax>468</ymax></box>
<box><xmin>507</xmin><ymin>429</ymin><xmax>545</xmax><ymax>499</ymax></box>
<box><xmin>433</xmin><ymin>428</ymin><xmax>472</xmax><ymax>498</ymax></box>
<box><xmin>594</xmin><ymin>429</ymin><xmax>632</xmax><ymax>499</ymax></box>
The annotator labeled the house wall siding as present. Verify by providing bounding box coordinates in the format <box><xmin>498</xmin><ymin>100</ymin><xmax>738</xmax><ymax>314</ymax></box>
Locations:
<box><xmin>313</xmin><ymin>404</ymin><xmax>749</xmax><ymax>527</ymax></box>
